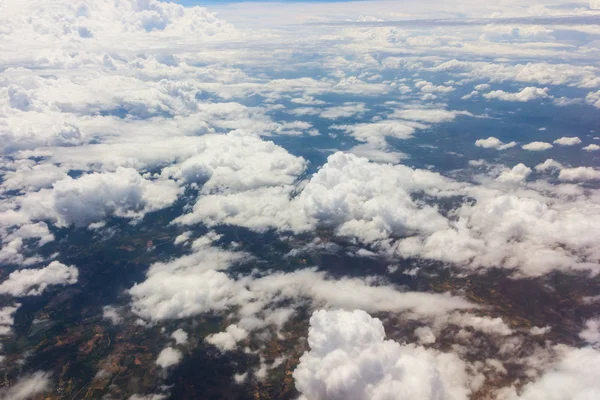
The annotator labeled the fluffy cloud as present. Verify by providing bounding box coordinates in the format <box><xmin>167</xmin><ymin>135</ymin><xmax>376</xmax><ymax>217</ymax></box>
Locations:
<box><xmin>396</xmin><ymin>186</ymin><xmax>600</xmax><ymax>276</ymax></box>
<box><xmin>501</xmin><ymin>346</ymin><xmax>600</xmax><ymax>400</ymax></box>
<box><xmin>179</xmin><ymin>152</ymin><xmax>462</xmax><ymax>242</ymax></box>
<box><xmin>293</xmin><ymin>309</ymin><xmax>472</xmax><ymax>400</ymax></box>
<box><xmin>583</xmin><ymin>144</ymin><xmax>600</xmax><ymax>151</ymax></box>
<box><xmin>553</xmin><ymin>137</ymin><xmax>581</xmax><ymax>146</ymax></box>
<box><xmin>534</xmin><ymin>159</ymin><xmax>564</xmax><ymax>172</ymax></box>
<box><xmin>522</xmin><ymin>142</ymin><xmax>553</xmax><ymax>151</ymax></box>
<box><xmin>171</xmin><ymin>329</ymin><xmax>188</xmax><ymax>345</ymax></box>
<box><xmin>483</xmin><ymin>87</ymin><xmax>550</xmax><ymax>102</ymax></box>
<box><xmin>129</xmin><ymin>233</ymin><xmax>474</xmax><ymax>332</ymax></box>
<box><xmin>0</xmin><ymin>261</ymin><xmax>78</xmax><ymax>297</ymax></box>
<box><xmin>496</xmin><ymin>164</ymin><xmax>532</xmax><ymax>184</ymax></box>
<box><xmin>558</xmin><ymin>167</ymin><xmax>600</xmax><ymax>182</ymax></box>
<box><xmin>205</xmin><ymin>324</ymin><xmax>249</xmax><ymax>351</ymax></box>
<box><xmin>155</xmin><ymin>347</ymin><xmax>182</xmax><ymax>369</ymax></box>
<box><xmin>475</xmin><ymin>137</ymin><xmax>517</xmax><ymax>150</ymax></box>
<box><xmin>579</xmin><ymin>319</ymin><xmax>600</xmax><ymax>346</ymax></box>
<box><xmin>0</xmin><ymin>371</ymin><xmax>51</xmax><ymax>400</ymax></box>
<box><xmin>176</xmin><ymin>151</ymin><xmax>600</xmax><ymax>277</ymax></box>
<box><xmin>17</xmin><ymin>168</ymin><xmax>180</xmax><ymax>228</ymax></box>
<box><xmin>160</xmin><ymin>132</ymin><xmax>306</xmax><ymax>193</ymax></box>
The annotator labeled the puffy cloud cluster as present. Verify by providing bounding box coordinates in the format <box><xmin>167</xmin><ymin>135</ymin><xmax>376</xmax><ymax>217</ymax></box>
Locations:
<box><xmin>579</xmin><ymin>319</ymin><xmax>600</xmax><ymax>346</ymax></box>
<box><xmin>1</xmin><ymin>0</ymin><xmax>237</xmax><ymax>66</ymax></box>
<box><xmin>522</xmin><ymin>142</ymin><xmax>553</xmax><ymax>151</ymax></box>
<box><xmin>558</xmin><ymin>167</ymin><xmax>600</xmax><ymax>182</ymax></box>
<box><xmin>483</xmin><ymin>87</ymin><xmax>550</xmax><ymax>102</ymax></box>
<box><xmin>0</xmin><ymin>261</ymin><xmax>78</xmax><ymax>297</ymax></box>
<box><xmin>475</xmin><ymin>137</ymin><xmax>517</xmax><ymax>150</ymax></box>
<box><xmin>155</xmin><ymin>347</ymin><xmax>182</xmax><ymax>369</ymax></box>
<box><xmin>553</xmin><ymin>137</ymin><xmax>581</xmax><ymax>146</ymax></box>
<box><xmin>177</xmin><ymin>151</ymin><xmax>600</xmax><ymax>277</ymax></box>
<box><xmin>17</xmin><ymin>167</ymin><xmax>180</xmax><ymax>228</ymax></box>
<box><xmin>294</xmin><ymin>309</ymin><xmax>473</xmax><ymax>400</ymax></box>
<box><xmin>206</xmin><ymin>324</ymin><xmax>249</xmax><ymax>351</ymax></box>
<box><xmin>500</xmin><ymin>346</ymin><xmax>600</xmax><ymax>400</ymax></box>
<box><xmin>431</xmin><ymin>61</ymin><xmax>600</xmax><ymax>89</ymax></box>
<box><xmin>178</xmin><ymin>152</ymin><xmax>462</xmax><ymax>242</ymax></box>
<box><xmin>128</xmin><ymin>232</ymin><xmax>474</xmax><ymax>338</ymax></box>
<box><xmin>160</xmin><ymin>132</ymin><xmax>306</xmax><ymax>193</ymax></box>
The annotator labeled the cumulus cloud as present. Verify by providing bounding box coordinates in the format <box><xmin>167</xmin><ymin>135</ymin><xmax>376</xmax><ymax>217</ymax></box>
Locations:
<box><xmin>0</xmin><ymin>371</ymin><xmax>51</xmax><ymax>400</ymax></box>
<box><xmin>475</xmin><ymin>137</ymin><xmax>517</xmax><ymax>150</ymax></box>
<box><xmin>0</xmin><ymin>261</ymin><xmax>78</xmax><ymax>297</ymax></box>
<box><xmin>483</xmin><ymin>87</ymin><xmax>550</xmax><ymax>102</ymax></box>
<box><xmin>18</xmin><ymin>167</ymin><xmax>180</xmax><ymax>228</ymax></box>
<box><xmin>171</xmin><ymin>329</ymin><xmax>188</xmax><ymax>345</ymax></box>
<box><xmin>534</xmin><ymin>159</ymin><xmax>563</xmax><ymax>172</ymax></box>
<box><xmin>176</xmin><ymin>151</ymin><xmax>600</xmax><ymax>277</ymax></box>
<box><xmin>501</xmin><ymin>346</ymin><xmax>600</xmax><ymax>400</ymax></box>
<box><xmin>522</xmin><ymin>142</ymin><xmax>553</xmax><ymax>151</ymax></box>
<box><xmin>583</xmin><ymin>144</ymin><xmax>600</xmax><ymax>151</ymax></box>
<box><xmin>558</xmin><ymin>167</ymin><xmax>600</xmax><ymax>182</ymax></box>
<box><xmin>129</xmin><ymin>395</ymin><xmax>167</xmax><ymax>400</ymax></box>
<box><xmin>179</xmin><ymin>152</ymin><xmax>462</xmax><ymax>242</ymax></box>
<box><xmin>155</xmin><ymin>347</ymin><xmax>182</xmax><ymax>369</ymax></box>
<box><xmin>103</xmin><ymin>306</ymin><xmax>122</xmax><ymax>324</ymax></box>
<box><xmin>128</xmin><ymin>233</ymin><xmax>474</xmax><ymax>337</ymax></box>
<box><xmin>293</xmin><ymin>309</ymin><xmax>472</xmax><ymax>400</ymax></box>
<box><xmin>496</xmin><ymin>164</ymin><xmax>532</xmax><ymax>184</ymax></box>
<box><xmin>205</xmin><ymin>324</ymin><xmax>249</xmax><ymax>351</ymax></box>
<box><xmin>553</xmin><ymin>137</ymin><xmax>581</xmax><ymax>146</ymax></box>
<box><xmin>579</xmin><ymin>319</ymin><xmax>600</xmax><ymax>346</ymax></box>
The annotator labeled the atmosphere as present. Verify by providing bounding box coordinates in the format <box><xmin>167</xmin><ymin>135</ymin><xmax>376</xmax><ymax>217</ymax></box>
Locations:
<box><xmin>1</xmin><ymin>0</ymin><xmax>600</xmax><ymax>399</ymax></box>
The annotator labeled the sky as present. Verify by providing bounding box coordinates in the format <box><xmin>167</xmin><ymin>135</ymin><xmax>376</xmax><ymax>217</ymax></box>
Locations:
<box><xmin>1</xmin><ymin>0</ymin><xmax>600</xmax><ymax>399</ymax></box>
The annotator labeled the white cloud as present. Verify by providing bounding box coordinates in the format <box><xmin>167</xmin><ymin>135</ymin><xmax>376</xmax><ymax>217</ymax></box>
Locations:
<box><xmin>530</xmin><ymin>326</ymin><xmax>551</xmax><ymax>336</ymax></box>
<box><xmin>448</xmin><ymin>313</ymin><xmax>513</xmax><ymax>336</ymax></box>
<box><xmin>19</xmin><ymin>167</ymin><xmax>180</xmax><ymax>228</ymax></box>
<box><xmin>155</xmin><ymin>347</ymin><xmax>182</xmax><ymax>369</ymax></box>
<box><xmin>534</xmin><ymin>159</ymin><xmax>563</xmax><ymax>172</ymax></box>
<box><xmin>0</xmin><ymin>261</ymin><xmax>78</xmax><ymax>297</ymax></box>
<box><xmin>583</xmin><ymin>144</ymin><xmax>600</xmax><ymax>152</ymax></box>
<box><xmin>129</xmin><ymin>395</ymin><xmax>167</xmax><ymax>400</ymax></box>
<box><xmin>579</xmin><ymin>319</ymin><xmax>600</xmax><ymax>346</ymax></box>
<box><xmin>553</xmin><ymin>137</ymin><xmax>581</xmax><ymax>146</ymax></box>
<box><xmin>496</xmin><ymin>164</ymin><xmax>532</xmax><ymax>184</ymax></box>
<box><xmin>475</xmin><ymin>137</ymin><xmax>517</xmax><ymax>150</ymax></box>
<box><xmin>558</xmin><ymin>167</ymin><xmax>600</xmax><ymax>182</ymax></box>
<box><xmin>391</xmin><ymin>108</ymin><xmax>471</xmax><ymax>123</ymax></box>
<box><xmin>103</xmin><ymin>306</ymin><xmax>122</xmax><ymax>325</ymax></box>
<box><xmin>414</xmin><ymin>326</ymin><xmax>436</xmax><ymax>344</ymax></box>
<box><xmin>205</xmin><ymin>324</ymin><xmax>249</xmax><ymax>351</ymax></box>
<box><xmin>587</xmin><ymin>90</ymin><xmax>600</xmax><ymax>108</ymax></box>
<box><xmin>160</xmin><ymin>132</ymin><xmax>306</xmax><ymax>193</ymax></box>
<box><xmin>502</xmin><ymin>346</ymin><xmax>600</xmax><ymax>400</ymax></box>
<box><xmin>129</xmin><ymin>234</ymin><xmax>474</xmax><ymax>329</ymax></box>
<box><xmin>0</xmin><ymin>371</ymin><xmax>51</xmax><ymax>400</ymax></box>
<box><xmin>171</xmin><ymin>329</ymin><xmax>188</xmax><ymax>345</ymax></box>
<box><xmin>483</xmin><ymin>87</ymin><xmax>550</xmax><ymax>102</ymax></box>
<box><xmin>293</xmin><ymin>309</ymin><xmax>472</xmax><ymax>400</ymax></box>
<box><xmin>522</xmin><ymin>142</ymin><xmax>553</xmax><ymax>151</ymax></box>
<box><xmin>0</xmin><ymin>305</ymin><xmax>20</xmax><ymax>336</ymax></box>
<box><xmin>319</xmin><ymin>103</ymin><xmax>366</xmax><ymax>119</ymax></box>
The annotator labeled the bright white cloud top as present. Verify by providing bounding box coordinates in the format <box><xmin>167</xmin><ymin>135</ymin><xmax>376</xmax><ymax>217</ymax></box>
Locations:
<box><xmin>294</xmin><ymin>309</ymin><xmax>473</xmax><ymax>400</ymax></box>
